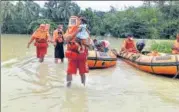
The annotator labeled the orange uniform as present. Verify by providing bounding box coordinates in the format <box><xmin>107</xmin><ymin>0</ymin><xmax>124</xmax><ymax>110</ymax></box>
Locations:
<box><xmin>122</xmin><ymin>39</ymin><xmax>138</xmax><ymax>53</ymax></box>
<box><xmin>32</xmin><ymin>25</ymin><xmax>50</xmax><ymax>58</ymax></box>
<box><xmin>64</xmin><ymin>16</ymin><xmax>89</xmax><ymax>75</ymax></box>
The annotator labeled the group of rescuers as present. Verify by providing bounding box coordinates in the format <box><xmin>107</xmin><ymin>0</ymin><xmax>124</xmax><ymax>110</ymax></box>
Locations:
<box><xmin>27</xmin><ymin>16</ymin><xmax>179</xmax><ymax>87</ymax></box>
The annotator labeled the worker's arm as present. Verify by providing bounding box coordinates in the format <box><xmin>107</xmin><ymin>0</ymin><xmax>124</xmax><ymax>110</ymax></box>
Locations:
<box><xmin>86</xmin><ymin>28</ymin><xmax>90</xmax><ymax>35</ymax></box>
<box><xmin>52</xmin><ymin>30</ymin><xmax>58</xmax><ymax>46</ymax></box>
<box><xmin>133</xmin><ymin>41</ymin><xmax>138</xmax><ymax>51</ymax></box>
<box><xmin>121</xmin><ymin>40</ymin><xmax>126</xmax><ymax>51</ymax></box>
<box><xmin>47</xmin><ymin>32</ymin><xmax>52</xmax><ymax>42</ymax></box>
<box><xmin>27</xmin><ymin>36</ymin><xmax>35</xmax><ymax>48</ymax></box>
<box><xmin>52</xmin><ymin>31</ymin><xmax>57</xmax><ymax>43</ymax></box>
<box><xmin>172</xmin><ymin>45</ymin><xmax>179</xmax><ymax>51</ymax></box>
<box><xmin>65</xmin><ymin>26</ymin><xmax>81</xmax><ymax>43</ymax></box>
<box><xmin>74</xmin><ymin>26</ymin><xmax>82</xmax><ymax>36</ymax></box>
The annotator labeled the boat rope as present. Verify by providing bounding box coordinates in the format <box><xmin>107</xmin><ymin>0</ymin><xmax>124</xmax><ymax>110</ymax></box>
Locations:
<box><xmin>173</xmin><ymin>55</ymin><xmax>179</xmax><ymax>79</ymax></box>
<box><xmin>93</xmin><ymin>50</ymin><xmax>98</xmax><ymax>67</ymax></box>
<box><xmin>150</xmin><ymin>56</ymin><xmax>155</xmax><ymax>73</ymax></box>
<box><xmin>173</xmin><ymin>71</ymin><xmax>179</xmax><ymax>79</ymax></box>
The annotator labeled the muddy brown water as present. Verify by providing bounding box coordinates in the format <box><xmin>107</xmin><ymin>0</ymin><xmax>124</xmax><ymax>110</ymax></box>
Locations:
<box><xmin>1</xmin><ymin>34</ymin><xmax>179</xmax><ymax>112</ymax></box>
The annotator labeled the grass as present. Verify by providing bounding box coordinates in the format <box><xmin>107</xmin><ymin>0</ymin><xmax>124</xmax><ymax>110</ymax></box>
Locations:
<box><xmin>149</xmin><ymin>40</ymin><xmax>174</xmax><ymax>53</ymax></box>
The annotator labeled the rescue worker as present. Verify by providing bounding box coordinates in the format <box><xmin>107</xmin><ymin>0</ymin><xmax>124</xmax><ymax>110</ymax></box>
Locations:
<box><xmin>64</xmin><ymin>16</ymin><xmax>89</xmax><ymax>87</ymax></box>
<box><xmin>101</xmin><ymin>40</ymin><xmax>110</xmax><ymax>52</ymax></box>
<box><xmin>136</xmin><ymin>39</ymin><xmax>145</xmax><ymax>53</ymax></box>
<box><xmin>93</xmin><ymin>39</ymin><xmax>110</xmax><ymax>52</ymax></box>
<box><xmin>53</xmin><ymin>25</ymin><xmax>65</xmax><ymax>63</ymax></box>
<box><xmin>27</xmin><ymin>24</ymin><xmax>50</xmax><ymax>62</ymax></box>
<box><xmin>172</xmin><ymin>33</ymin><xmax>179</xmax><ymax>54</ymax></box>
<box><xmin>121</xmin><ymin>34</ymin><xmax>139</xmax><ymax>53</ymax></box>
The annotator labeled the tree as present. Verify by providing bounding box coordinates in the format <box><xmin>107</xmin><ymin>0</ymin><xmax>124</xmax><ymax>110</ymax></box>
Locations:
<box><xmin>23</xmin><ymin>1</ymin><xmax>41</xmax><ymax>23</ymax></box>
<box><xmin>28</xmin><ymin>19</ymin><xmax>57</xmax><ymax>34</ymax></box>
<box><xmin>1</xmin><ymin>1</ymin><xmax>16</xmax><ymax>33</ymax></box>
<box><xmin>44</xmin><ymin>1</ymin><xmax>80</xmax><ymax>25</ymax></box>
<box><xmin>154</xmin><ymin>0</ymin><xmax>167</xmax><ymax>8</ymax></box>
<box><xmin>109</xmin><ymin>6</ymin><xmax>117</xmax><ymax>13</ymax></box>
<box><xmin>143</xmin><ymin>1</ymin><xmax>152</xmax><ymax>7</ymax></box>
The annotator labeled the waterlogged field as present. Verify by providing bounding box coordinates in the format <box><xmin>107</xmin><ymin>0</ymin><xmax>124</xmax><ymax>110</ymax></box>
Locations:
<box><xmin>1</xmin><ymin>34</ymin><xmax>179</xmax><ymax>112</ymax></box>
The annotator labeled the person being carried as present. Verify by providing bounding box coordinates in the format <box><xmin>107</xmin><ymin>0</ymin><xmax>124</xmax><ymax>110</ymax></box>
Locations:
<box><xmin>121</xmin><ymin>34</ymin><xmax>139</xmax><ymax>53</ymax></box>
<box><xmin>52</xmin><ymin>25</ymin><xmax>65</xmax><ymax>63</ymax></box>
<box><xmin>75</xmin><ymin>17</ymin><xmax>90</xmax><ymax>54</ymax></box>
<box><xmin>172</xmin><ymin>33</ymin><xmax>179</xmax><ymax>54</ymax></box>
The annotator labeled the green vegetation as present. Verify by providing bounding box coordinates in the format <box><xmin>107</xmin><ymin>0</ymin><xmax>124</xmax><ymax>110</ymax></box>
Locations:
<box><xmin>1</xmin><ymin>1</ymin><xmax>179</xmax><ymax>39</ymax></box>
<box><xmin>150</xmin><ymin>40</ymin><xmax>173</xmax><ymax>53</ymax></box>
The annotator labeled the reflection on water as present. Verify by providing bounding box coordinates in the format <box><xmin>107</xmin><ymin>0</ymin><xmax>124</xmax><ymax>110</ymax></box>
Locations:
<box><xmin>1</xmin><ymin>35</ymin><xmax>179</xmax><ymax>112</ymax></box>
<box><xmin>60</xmin><ymin>88</ymin><xmax>88</xmax><ymax>112</ymax></box>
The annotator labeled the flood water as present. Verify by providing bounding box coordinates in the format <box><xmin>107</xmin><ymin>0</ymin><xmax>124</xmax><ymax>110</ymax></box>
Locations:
<box><xmin>1</xmin><ymin>34</ymin><xmax>179</xmax><ymax>112</ymax></box>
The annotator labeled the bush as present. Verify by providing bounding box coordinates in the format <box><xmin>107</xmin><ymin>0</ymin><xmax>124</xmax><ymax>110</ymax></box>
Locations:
<box><xmin>150</xmin><ymin>40</ymin><xmax>173</xmax><ymax>53</ymax></box>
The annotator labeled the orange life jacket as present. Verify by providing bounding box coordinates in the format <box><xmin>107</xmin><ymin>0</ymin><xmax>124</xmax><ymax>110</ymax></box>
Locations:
<box><xmin>125</xmin><ymin>39</ymin><xmax>136</xmax><ymax>50</ymax></box>
<box><xmin>64</xmin><ymin>16</ymin><xmax>80</xmax><ymax>42</ymax></box>
<box><xmin>64</xmin><ymin>16</ymin><xmax>80</xmax><ymax>52</ymax></box>
<box><xmin>123</xmin><ymin>39</ymin><xmax>138</xmax><ymax>53</ymax></box>
<box><xmin>32</xmin><ymin>28</ymin><xmax>49</xmax><ymax>47</ymax></box>
<box><xmin>32</xmin><ymin>28</ymin><xmax>49</xmax><ymax>40</ymax></box>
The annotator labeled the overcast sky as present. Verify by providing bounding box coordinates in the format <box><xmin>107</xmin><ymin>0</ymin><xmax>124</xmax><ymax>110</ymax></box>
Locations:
<box><xmin>34</xmin><ymin>1</ymin><xmax>143</xmax><ymax>11</ymax></box>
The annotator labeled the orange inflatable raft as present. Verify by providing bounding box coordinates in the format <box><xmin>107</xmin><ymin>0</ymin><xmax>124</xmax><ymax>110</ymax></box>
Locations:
<box><xmin>118</xmin><ymin>51</ymin><xmax>179</xmax><ymax>76</ymax></box>
<box><xmin>87</xmin><ymin>50</ymin><xmax>117</xmax><ymax>68</ymax></box>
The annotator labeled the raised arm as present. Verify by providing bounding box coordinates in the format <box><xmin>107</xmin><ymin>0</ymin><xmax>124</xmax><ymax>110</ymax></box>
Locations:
<box><xmin>53</xmin><ymin>30</ymin><xmax>58</xmax><ymax>43</ymax></box>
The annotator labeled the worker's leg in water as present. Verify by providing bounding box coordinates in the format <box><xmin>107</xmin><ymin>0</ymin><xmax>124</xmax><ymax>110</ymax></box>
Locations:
<box><xmin>39</xmin><ymin>57</ymin><xmax>44</xmax><ymax>63</ymax></box>
<box><xmin>61</xmin><ymin>58</ymin><xmax>64</xmax><ymax>63</ymax></box>
<box><xmin>80</xmin><ymin>74</ymin><xmax>86</xmax><ymax>86</ymax></box>
<box><xmin>78</xmin><ymin>60</ymin><xmax>88</xmax><ymax>86</ymax></box>
<box><xmin>66</xmin><ymin>59</ymin><xmax>77</xmax><ymax>87</ymax></box>
<box><xmin>55</xmin><ymin>58</ymin><xmax>58</xmax><ymax>63</ymax></box>
<box><xmin>66</xmin><ymin>74</ymin><xmax>72</xmax><ymax>87</ymax></box>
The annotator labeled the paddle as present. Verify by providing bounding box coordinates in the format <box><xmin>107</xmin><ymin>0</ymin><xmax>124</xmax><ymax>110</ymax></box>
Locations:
<box><xmin>110</xmin><ymin>48</ymin><xmax>122</xmax><ymax>58</ymax></box>
<box><xmin>173</xmin><ymin>71</ymin><xmax>179</xmax><ymax>79</ymax></box>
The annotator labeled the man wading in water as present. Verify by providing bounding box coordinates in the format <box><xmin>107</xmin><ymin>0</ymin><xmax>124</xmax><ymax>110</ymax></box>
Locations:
<box><xmin>64</xmin><ymin>16</ymin><xmax>90</xmax><ymax>87</ymax></box>
<box><xmin>27</xmin><ymin>24</ymin><xmax>50</xmax><ymax>62</ymax></box>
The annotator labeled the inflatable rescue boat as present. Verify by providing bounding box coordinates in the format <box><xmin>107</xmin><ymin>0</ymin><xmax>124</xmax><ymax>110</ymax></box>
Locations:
<box><xmin>87</xmin><ymin>50</ymin><xmax>117</xmax><ymax>68</ymax></box>
<box><xmin>117</xmin><ymin>51</ymin><xmax>179</xmax><ymax>76</ymax></box>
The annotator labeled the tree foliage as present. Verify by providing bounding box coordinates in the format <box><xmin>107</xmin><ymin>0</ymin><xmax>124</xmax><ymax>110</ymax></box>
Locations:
<box><xmin>1</xmin><ymin>1</ymin><xmax>179</xmax><ymax>39</ymax></box>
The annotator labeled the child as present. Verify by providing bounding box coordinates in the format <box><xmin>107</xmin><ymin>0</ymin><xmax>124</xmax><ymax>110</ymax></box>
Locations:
<box><xmin>75</xmin><ymin>17</ymin><xmax>90</xmax><ymax>53</ymax></box>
